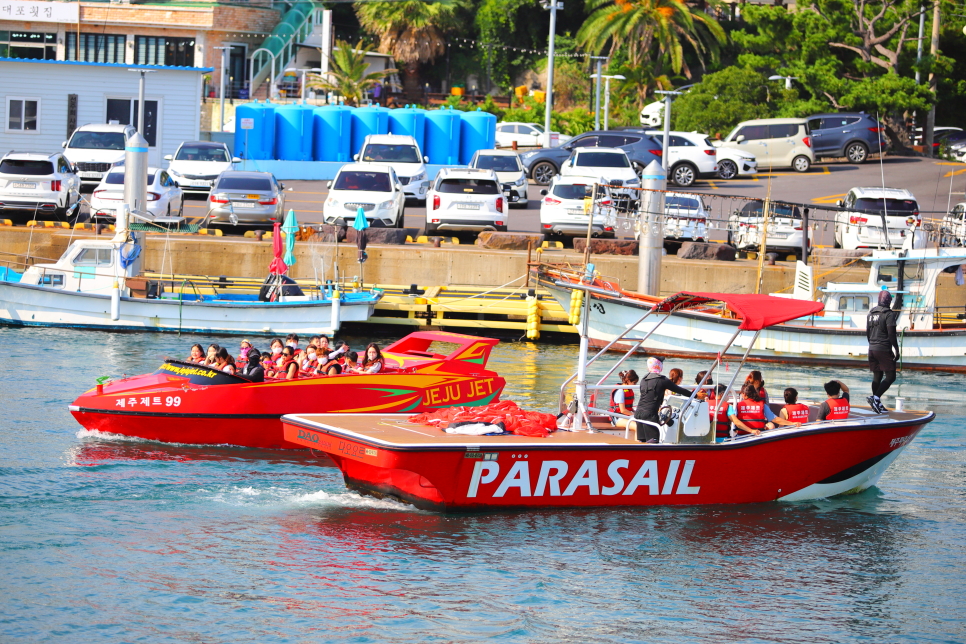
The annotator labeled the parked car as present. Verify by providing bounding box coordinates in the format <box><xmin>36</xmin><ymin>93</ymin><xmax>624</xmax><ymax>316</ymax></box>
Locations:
<box><xmin>940</xmin><ymin>202</ymin><xmax>966</xmax><ymax>246</ymax></box>
<box><xmin>719</xmin><ymin>118</ymin><xmax>814</xmax><ymax>172</ymax></box>
<box><xmin>62</xmin><ymin>123</ymin><xmax>135</xmax><ymax>186</ymax></box>
<box><xmin>834</xmin><ymin>187</ymin><xmax>924</xmax><ymax>250</ymax></box>
<box><xmin>539</xmin><ymin>175</ymin><xmax>615</xmax><ymax>238</ymax></box>
<box><xmin>164</xmin><ymin>141</ymin><xmax>239</xmax><ymax>193</ymax></box>
<box><xmin>0</xmin><ymin>151</ymin><xmax>81</xmax><ymax>217</ymax></box>
<box><xmin>663</xmin><ymin>192</ymin><xmax>708</xmax><ymax>243</ymax></box>
<box><xmin>519</xmin><ymin>130</ymin><xmax>664</xmax><ymax>185</ymax></box>
<box><xmin>559</xmin><ymin>147</ymin><xmax>641</xmax><ymax>210</ymax></box>
<box><xmin>714</xmin><ymin>146</ymin><xmax>758</xmax><ymax>179</ymax></box>
<box><xmin>805</xmin><ymin>113</ymin><xmax>888</xmax><ymax>163</ymax></box>
<box><xmin>728</xmin><ymin>201</ymin><xmax>809</xmax><ymax>260</ymax></box>
<box><xmin>495</xmin><ymin>122</ymin><xmax>571</xmax><ymax>148</ymax></box>
<box><xmin>426</xmin><ymin>168</ymin><xmax>506</xmax><ymax>234</ymax></box>
<box><xmin>322</xmin><ymin>163</ymin><xmax>406</xmax><ymax>228</ymax></box>
<box><xmin>642</xmin><ymin>130</ymin><xmax>718</xmax><ymax>187</ymax></box>
<box><xmin>468</xmin><ymin>149</ymin><xmax>529</xmax><ymax>207</ymax></box>
<box><xmin>90</xmin><ymin>166</ymin><xmax>183</xmax><ymax>219</ymax></box>
<box><xmin>207</xmin><ymin>171</ymin><xmax>285</xmax><ymax>225</ymax></box>
<box><xmin>355</xmin><ymin>134</ymin><xmax>429</xmax><ymax>203</ymax></box>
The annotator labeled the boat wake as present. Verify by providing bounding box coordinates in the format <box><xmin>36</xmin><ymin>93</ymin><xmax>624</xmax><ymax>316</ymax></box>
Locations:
<box><xmin>205</xmin><ymin>485</ymin><xmax>419</xmax><ymax>512</ymax></box>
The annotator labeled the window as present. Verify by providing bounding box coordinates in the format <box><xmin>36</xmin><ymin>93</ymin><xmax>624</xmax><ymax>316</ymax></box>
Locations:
<box><xmin>575</xmin><ymin>152</ymin><xmax>630</xmax><ymax>168</ymax></box>
<box><xmin>877</xmin><ymin>263</ymin><xmax>923</xmax><ymax>284</ymax></box>
<box><xmin>66</xmin><ymin>34</ymin><xmax>126</xmax><ymax>63</ymax></box>
<box><xmin>474</xmin><ymin>155</ymin><xmax>521</xmax><ymax>172</ymax></box>
<box><xmin>808</xmin><ymin>118</ymin><xmax>824</xmax><ymax>131</ymax></box>
<box><xmin>837</xmin><ymin>296</ymin><xmax>869</xmax><ymax>310</ymax></box>
<box><xmin>853</xmin><ymin>198</ymin><xmax>919</xmax><ymax>214</ymax></box>
<box><xmin>6</xmin><ymin>98</ymin><xmax>39</xmax><ymax>132</ymax></box>
<box><xmin>597</xmin><ymin>134</ymin><xmax>629</xmax><ymax>147</ymax></box>
<box><xmin>105</xmin><ymin>99</ymin><xmax>157</xmax><ymax>147</ymax></box>
<box><xmin>72</xmin><ymin>248</ymin><xmax>113</xmax><ymax>266</ymax></box>
<box><xmin>736</xmin><ymin>125</ymin><xmax>767</xmax><ymax>141</ymax></box>
<box><xmin>334</xmin><ymin>171</ymin><xmax>391</xmax><ymax>192</ymax></box>
<box><xmin>67</xmin><ymin>130</ymin><xmax>126</xmax><ymax>150</ymax></box>
<box><xmin>41</xmin><ymin>273</ymin><xmax>65</xmax><ymax>288</ymax></box>
<box><xmin>552</xmin><ymin>183</ymin><xmax>591</xmax><ymax>200</ymax></box>
<box><xmin>105</xmin><ymin>171</ymin><xmax>156</xmax><ymax>185</ymax></box>
<box><xmin>361</xmin><ymin>144</ymin><xmax>420</xmax><ymax>163</ymax></box>
<box><xmin>768</xmin><ymin>123</ymin><xmax>800</xmax><ymax>138</ymax></box>
<box><xmin>135</xmin><ymin>36</ymin><xmax>195</xmax><ymax>66</ymax></box>
<box><xmin>822</xmin><ymin>116</ymin><xmax>861</xmax><ymax>129</ymax></box>
<box><xmin>0</xmin><ymin>31</ymin><xmax>56</xmax><ymax>60</ymax></box>
<box><xmin>216</xmin><ymin>176</ymin><xmax>272</xmax><ymax>191</ymax></box>
<box><xmin>668</xmin><ymin>135</ymin><xmax>695</xmax><ymax>147</ymax></box>
<box><xmin>437</xmin><ymin>178</ymin><xmax>499</xmax><ymax>194</ymax></box>
<box><xmin>175</xmin><ymin>145</ymin><xmax>230</xmax><ymax>162</ymax></box>
<box><xmin>0</xmin><ymin>158</ymin><xmax>52</xmax><ymax>175</ymax></box>
<box><xmin>57</xmin><ymin>157</ymin><xmax>71</xmax><ymax>173</ymax></box>
<box><xmin>569</xmin><ymin>136</ymin><xmax>598</xmax><ymax>148</ymax></box>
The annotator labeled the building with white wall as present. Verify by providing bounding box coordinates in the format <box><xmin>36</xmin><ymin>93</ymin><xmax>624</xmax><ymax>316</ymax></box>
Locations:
<box><xmin>0</xmin><ymin>57</ymin><xmax>210</xmax><ymax>166</ymax></box>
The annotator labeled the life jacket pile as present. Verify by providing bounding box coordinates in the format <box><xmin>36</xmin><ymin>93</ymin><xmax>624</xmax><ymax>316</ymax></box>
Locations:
<box><xmin>734</xmin><ymin>399</ymin><xmax>767</xmax><ymax>435</ymax></box>
<box><xmin>783</xmin><ymin>403</ymin><xmax>809</xmax><ymax>423</ymax></box>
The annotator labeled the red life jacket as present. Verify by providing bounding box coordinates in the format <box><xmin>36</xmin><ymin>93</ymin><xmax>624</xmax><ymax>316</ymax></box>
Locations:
<box><xmin>735</xmin><ymin>399</ymin><xmax>767</xmax><ymax>434</ymax></box>
<box><xmin>825</xmin><ymin>396</ymin><xmax>850</xmax><ymax>420</ymax></box>
<box><xmin>784</xmin><ymin>403</ymin><xmax>809</xmax><ymax>423</ymax></box>
<box><xmin>709</xmin><ymin>396</ymin><xmax>731</xmax><ymax>438</ymax></box>
<box><xmin>609</xmin><ymin>388</ymin><xmax>635</xmax><ymax>414</ymax></box>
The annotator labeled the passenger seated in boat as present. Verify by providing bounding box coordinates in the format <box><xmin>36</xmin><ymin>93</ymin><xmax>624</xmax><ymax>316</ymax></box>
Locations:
<box><xmin>780</xmin><ymin>388</ymin><xmax>810</xmax><ymax>423</ymax></box>
<box><xmin>204</xmin><ymin>344</ymin><xmax>221</xmax><ymax>367</ymax></box>
<box><xmin>300</xmin><ymin>345</ymin><xmax>320</xmax><ymax>374</ymax></box>
<box><xmin>214</xmin><ymin>347</ymin><xmax>236</xmax><ymax>375</ymax></box>
<box><xmin>239</xmin><ymin>349</ymin><xmax>264</xmax><ymax>382</ymax></box>
<box><xmin>238</xmin><ymin>339</ymin><xmax>252</xmax><ymax>361</ymax></box>
<box><xmin>744</xmin><ymin>370</ymin><xmax>769</xmax><ymax>404</ymax></box>
<box><xmin>278</xmin><ymin>347</ymin><xmax>300</xmax><ymax>380</ymax></box>
<box><xmin>664</xmin><ymin>368</ymin><xmax>684</xmax><ymax>398</ymax></box>
<box><xmin>259</xmin><ymin>352</ymin><xmax>277</xmax><ymax>377</ymax></box>
<box><xmin>710</xmin><ymin>384</ymin><xmax>731</xmax><ymax>442</ymax></box>
<box><xmin>728</xmin><ymin>383</ymin><xmax>799</xmax><ymax>437</ymax></box>
<box><xmin>286</xmin><ymin>333</ymin><xmax>301</xmax><ymax>357</ymax></box>
<box><xmin>610</xmin><ymin>370</ymin><xmax>638</xmax><ymax>428</ymax></box>
<box><xmin>188</xmin><ymin>344</ymin><xmax>205</xmax><ymax>364</ymax></box>
<box><xmin>818</xmin><ymin>380</ymin><xmax>851</xmax><ymax>421</ymax></box>
<box><xmin>352</xmin><ymin>343</ymin><xmax>384</xmax><ymax>374</ymax></box>
<box><xmin>268</xmin><ymin>338</ymin><xmax>284</xmax><ymax>363</ymax></box>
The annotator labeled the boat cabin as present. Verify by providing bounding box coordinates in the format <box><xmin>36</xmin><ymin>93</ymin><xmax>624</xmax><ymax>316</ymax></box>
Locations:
<box><xmin>19</xmin><ymin>237</ymin><xmax>142</xmax><ymax>295</ymax></box>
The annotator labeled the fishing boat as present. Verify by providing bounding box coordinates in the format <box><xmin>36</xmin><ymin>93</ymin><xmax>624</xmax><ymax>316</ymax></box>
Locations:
<box><xmin>69</xmin><ymin>331</ymin><xmax>506</xmax><ymax>449</ymax></box>
<box><xmin>279</xmin><ymin>290</ymin><xmax>934</xmax><ymax>511</ymax></box>
<box><xmin>535</xmin><ymin>242</ymin><xmax>966</xmax><ymax>372</ymax></box>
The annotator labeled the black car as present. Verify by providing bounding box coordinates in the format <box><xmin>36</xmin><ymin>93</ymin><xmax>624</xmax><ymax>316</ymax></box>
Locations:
<box><xmin>805</xmin><ymin>113</ymin><xmax>889</xmax><ymax>164</ymax></box>
<box><xmin>519</xmin><ymin>130</ymin><xmax>664</xmax><ymax>185</ymax></box>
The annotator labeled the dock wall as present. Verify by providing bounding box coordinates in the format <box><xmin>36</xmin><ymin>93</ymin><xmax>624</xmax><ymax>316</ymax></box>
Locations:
<box><xmin>3</xmin><ymin>229</ymin><xmax>965</xmax><ymax>306</ymax></box>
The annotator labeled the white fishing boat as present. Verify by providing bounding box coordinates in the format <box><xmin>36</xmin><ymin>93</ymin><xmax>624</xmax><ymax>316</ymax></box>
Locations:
<box><xmin>536</xmin><ymin>240</ymin><xmax>966</xmax><ymax>372</ymax></box>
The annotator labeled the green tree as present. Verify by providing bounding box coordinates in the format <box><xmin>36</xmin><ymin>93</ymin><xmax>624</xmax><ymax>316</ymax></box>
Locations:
<box><xmin>671</xmin><ymin>67</ymin><xmax>773</xmax><ymax>137</ymax></box>
<box><xmin>355</xmin><ymin>0</ymin><xmax>468</xmax><ymax>99</ymax></box>
<box><xmin>576</xmin><ymin>0</ymin><xmax>726</xmax><ymax>101</ymax></box>
<box><xmin>306</xmin><ymin>40</ymin><xmax>396</xmax><ymax>106</ymax></box>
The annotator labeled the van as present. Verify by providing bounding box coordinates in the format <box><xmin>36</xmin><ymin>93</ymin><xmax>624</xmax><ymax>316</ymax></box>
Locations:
<box><xmin>720</xmin><ymin>118</ymin><xmax>814</xmax><ymax>172</ymax></box>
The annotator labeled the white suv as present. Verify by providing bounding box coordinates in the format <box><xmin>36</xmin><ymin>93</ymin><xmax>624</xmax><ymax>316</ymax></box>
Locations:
<box><xmin>323</xmin><ymin>163</ymin><xmax>406</xmax><ymax>227</ymax></box>
<box><xmin>559</xmin><ymin>147</ymin><xmax>640</xmax><ymax>208</ymax></box>
<box><xmin>468</xmin><ymin>149</ymin><xmax>528</xmax><ymax>207</ymax></box>
<box><xmin>63</xmin><ymin>123</ymin><xmax>135</xmax><ymax>186</ymax></box>
<box><xmin>539</xmin><ymin>175</ymin><xmax>615</xmax><ymax>238</ymax></box>
<box><xmin>0</xmin><ymin>151</ymin><xmax>81</xmax><ymax>217</ymax></box>
<box><xmin>426</xmin><ymin>168</ymin><xmax>506</xmax><ymax>234</ymax></box>
<box><xmin>834</xmin><ymin>187</ymin><xmax>924</xmax><ymax>250</ymax></box>
<box><xmin>663</xmin><ymin>192</ymin><xmax>708</xmax><ymax>242</ymax></box>
<box><xmin>728</xmin><ymin>201</ymin><xmax>809</xmax><ymax>260</ymax></box>
<box><xmin>643</xmin><ymin>130</ymin><xmax>718</xmax><ymax>187</ymax></box>
<box><xmin>164</xmin><ymin>141</ymin><xmax>239</xmax><ymax>193</ymax></box>
<box><xmin>355</xmin><ymin>134</ymin><xmax>430</xmax><ymax>203</ymax></box>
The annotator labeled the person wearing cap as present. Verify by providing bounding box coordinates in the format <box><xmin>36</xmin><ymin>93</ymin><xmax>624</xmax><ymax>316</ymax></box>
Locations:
<box><xmin>632</xmin><ymin>357</ymin><xmax>702</xmax><ymax>443</ymax></box>
<box><xmin>866</xmin><ymin>289</ymin><xmax>899</xmax><ymax>413</ymax></box>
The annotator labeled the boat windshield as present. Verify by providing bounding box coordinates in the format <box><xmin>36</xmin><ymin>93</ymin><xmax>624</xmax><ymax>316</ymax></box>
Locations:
<box><xmin>877</xmin><ymin>263</ymin><xmax>924</xmax><ymax>284</ymax></box>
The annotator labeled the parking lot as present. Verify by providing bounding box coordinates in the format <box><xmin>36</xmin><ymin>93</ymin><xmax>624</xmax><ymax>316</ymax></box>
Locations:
<box><xmin>7</xmin><ymin>156</ymin><xmax>963</xmax><ymax>249</ymax></box>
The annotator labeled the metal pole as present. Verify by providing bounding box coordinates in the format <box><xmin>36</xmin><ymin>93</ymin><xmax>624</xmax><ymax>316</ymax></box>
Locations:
<box><xmin>603</xmin><ymin>77</ymin><xmax>610</xmax><ymax>131</ymax></box>
<box><xmin>593</xmin><ymin>58</ymin><xmax>602</xmax><ymax>130</ymax></box>
<box><xmin>802</xmin><ymin>207</ymin><xmax>809</xmax><ymax>264</ymax></box>
<box><xmin>214</xmin><ymin>46</ymin><xmax>230</xmax><ymax>132</ymax></box>
<box><xmin>924</xmin><ymin>0</ymin><xmax>940</xmax><ymax>156</ymax></box>
<box><xmin>543</xmin><ymin>1</ymin><xmax>560</xmax><ymax>148</ymax></box>
<box><xmin>915</xmin><ymin>5</ymin><xmax>925</xmax><ymax>84</ymax></box>
<box><xmin>662</xmin><ymin>94</ymin><xmax>671</xmax><ymax>171</ymax></box>
<box><xmin>637</xmin><ymin>160</ymin><xmax>666</xmax><ymax>295</ymax></box>
<box><xmin>137</xmin><ymin>71</ymin><xmax>146</xmax><ymax>134</ymax></box>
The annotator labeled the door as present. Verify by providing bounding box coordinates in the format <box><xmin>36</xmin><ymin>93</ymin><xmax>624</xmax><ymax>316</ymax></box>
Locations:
<box><xmin>228</xmin><ymin>44</ymin><xmax>248</xmax><ymax>98</ymax></box>
<box><xmin>818</xmin><ymin>115</ymin><xmax>860</xmax><ymax>155</ymax></box>
<box><xmin>765</xmin><ymin>123</ymin><xmax>799</xmax><ymax>167</ymax></box>
<box><xmin>807</xmin><ymin>118</ymin><xmax>831</xmax><ymax>154</ymax></box>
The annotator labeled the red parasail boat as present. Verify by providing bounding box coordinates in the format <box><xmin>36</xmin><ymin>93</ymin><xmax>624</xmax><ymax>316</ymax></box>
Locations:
<box><xmin>280</xmin><ymin>290</ymin><xmax>935</xmax><ymax>511</ymax></box>
<box><xmin>69</xmin><ymin>331</ymin><xmax>506</xmax><ymax>449</ymax></box>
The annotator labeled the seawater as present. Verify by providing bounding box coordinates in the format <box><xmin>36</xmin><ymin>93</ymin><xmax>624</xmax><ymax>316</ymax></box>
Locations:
<box><xmin>1</xmin><ymin>326</ymin><xmax>965</xmax><ymax>643</ymax></box>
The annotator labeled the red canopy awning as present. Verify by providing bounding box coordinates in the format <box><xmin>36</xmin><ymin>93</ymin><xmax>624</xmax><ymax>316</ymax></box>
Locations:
<box><xmin>651</xmin><ymin>292</ymin><xmax>824</xmax><ymax>331</ymax></box>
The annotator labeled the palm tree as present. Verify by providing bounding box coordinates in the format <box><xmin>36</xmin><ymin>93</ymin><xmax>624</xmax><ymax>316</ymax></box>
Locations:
<box><xmin>355</xmin><ymin>0</ymin><xmax>468</xmax><ymax>99</ymax></box>
<box><xmin>306</xmin><ymin>40</ymin><xmax>396</xmax><ymax>106</ymax></box>
<box><xmin>577</xmin><ymin>0</ymin><xmax>726</xmax><ymax>88</ymax></box>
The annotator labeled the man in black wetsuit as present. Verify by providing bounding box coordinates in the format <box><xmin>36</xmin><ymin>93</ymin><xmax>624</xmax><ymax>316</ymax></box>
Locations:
<box><xmin>239</xmin><ymin>349</ymin><xmax>265</xmax><ymax>382</ymax></box>
<box><xmin>866</xmin><ymin>289</ymin><xmax>899</xmax><ymax>413</ymax></box>
<box><xmin>633</xmin><ymin>357</ymin><xmax>697</xmax><ymax>443</ymax></box>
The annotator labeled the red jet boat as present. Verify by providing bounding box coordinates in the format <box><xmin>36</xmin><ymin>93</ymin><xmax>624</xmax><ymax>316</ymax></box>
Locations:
<box><xmin>280</xmin><ymin>291</ymin><xmax>935</xmax><ymax>511</ymax></box>
<box><xmin>70</xmin><ymin>331</ymin><xmax>506</xmax><ymax>449</ymax></box>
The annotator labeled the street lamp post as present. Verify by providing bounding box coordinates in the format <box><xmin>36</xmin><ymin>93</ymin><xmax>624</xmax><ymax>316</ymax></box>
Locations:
<box><xmin>214</xmin><ymin>46</ymin><xmax>231</xmax><ymax>132</ymax></box>
<box><xmin>590</xmin><ymin>73</ymin><xmax>625</xmax><ymax>131</ymax></box>
<box><xmin>126</xmin><ymin>68</ymin><xmax>157</xmax><ymax>136</ymax></box>
<box><xmin>654</xmin><ymin>89</ymin><xmax>682</xmax><ymax>171</ymax></box>
<box><xmin>541</xmin><ymin>0</ymin><xmax>563</xmax><ymax>148</ymax></box>
<box><xmin>590</xmin><ymin>56</ymin><xmax>606</xmax><ymax>130</ymax></box>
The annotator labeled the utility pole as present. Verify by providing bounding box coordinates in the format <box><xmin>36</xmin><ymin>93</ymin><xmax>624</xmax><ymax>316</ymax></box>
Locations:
<box><xmin>541</xmin><ymin>0</ymin><xmax>563</xmax><ymax>148</ymax></box>
<box><xmin>591</xmin><ymin>73</ymin><xmax>624</xmax><ymax>131</ymax></box>
<box><xmin>654</xmin><ymin>89</ymin><xmax>682</xmax><ymax>171</ymax></box>
<box><xmin>126</xmin><ymin>68</ymin><xmax>156</xmax><ymax>141</ymax></box>
<box><xmin>214</xmin><ymin>46</ymin><xmax>230</xmax><ymax>133</ymax></box>
<box><xmin>591</xmin><ymin>56</ymin><xmax>605</xmax><ymax>130</ymax></box>
<box><xmin>924</xmin><ymin>0</ymin><xmax>940</xmax><ymax>156</ymax></box>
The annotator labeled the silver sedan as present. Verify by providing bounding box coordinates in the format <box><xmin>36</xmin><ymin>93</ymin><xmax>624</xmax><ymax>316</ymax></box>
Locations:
<box><xmin>207</xmin><ymin>171</ymin><xmax>285</xmax><ymax>225</ymax></box>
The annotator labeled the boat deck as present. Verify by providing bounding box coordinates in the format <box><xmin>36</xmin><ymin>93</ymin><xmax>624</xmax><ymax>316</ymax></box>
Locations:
<box><xmin>283</xmin><ymin>409</ymin><xmax>928</xmax><ymax>450</ymax></box>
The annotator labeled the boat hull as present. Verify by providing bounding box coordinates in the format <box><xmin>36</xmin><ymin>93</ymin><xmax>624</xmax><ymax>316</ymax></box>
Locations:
<box><xmin>542</xmin><ymin>282</ymin><xmax>966</xmax><ymax>372</ymax></box>
<box><xmin>281</xmin><ymin>413</ymin><xmax>931</xmax><ymax>511</ymax></box>
<box><xmin>0</xmin><ymin>281</ymin><xmax>376</xmax><ymax>335</ymax></box>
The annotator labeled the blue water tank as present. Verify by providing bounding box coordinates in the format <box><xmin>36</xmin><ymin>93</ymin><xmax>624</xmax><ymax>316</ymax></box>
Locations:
<box><xmin>388</xmin><ymin>107</ymin><xmax>427</xmax><ymax>151</ymax></box>
<box><xmin>424</xmin><ymin>107</ymin><xmax>461</xmax><ymax>165</ymax></box>
<box><xmin>350</xmin><ymin>107</ymin><xmax>390</xmax><ymax>158</ymax></box>
<box><xmin>459</xmin><ymin>108</ymin><xmax>497</xmax><ymax>164</ymax></box>
<box><xmin>312</xmin><ymin>105</ymin><xmax>352</xmax><ymax>162</ymax></box>
<box><xmin>274</xmin><ymin>104</ymin><xmax>314</xmax><ymax>161</ymax></box>
<box><xmin>233</xmin><ymin>102</ymin><xmax>275</xmax><ymax>161</ymax></box>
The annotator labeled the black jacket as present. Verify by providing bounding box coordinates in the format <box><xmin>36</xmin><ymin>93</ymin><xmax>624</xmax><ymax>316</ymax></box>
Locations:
<box><xmin>634</xmin><ymin>373</ymin><xmax>693</xmax><ymax>421</ymax></box>
<box><xmin>867</xmin><ymin>305</ymin><xmax>898</xmax><ymax>352</ymax></box>
<box><xmin>239</xmin><ymin>364</ymin><xmax>265</xmax><ymax>382</ymax></box>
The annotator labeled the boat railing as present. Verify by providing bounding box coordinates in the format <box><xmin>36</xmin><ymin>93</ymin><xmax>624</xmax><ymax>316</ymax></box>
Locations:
<box><xmin>933</xmin><ymin>305</ymin><xmax>966</xmax><ymax>329</ymax></box>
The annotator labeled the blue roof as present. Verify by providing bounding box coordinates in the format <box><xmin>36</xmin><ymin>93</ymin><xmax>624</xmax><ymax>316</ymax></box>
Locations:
<box><xmin>0</xmin><ymin>57</ymin><xmax>213</xmax><ymax>73</ymax></box>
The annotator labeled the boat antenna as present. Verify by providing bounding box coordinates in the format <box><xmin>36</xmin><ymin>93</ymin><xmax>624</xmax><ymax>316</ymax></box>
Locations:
<box><xmin>877</xmin><ymin>111</ymin><xmax>893</xmax><ymax>250</ymax></box>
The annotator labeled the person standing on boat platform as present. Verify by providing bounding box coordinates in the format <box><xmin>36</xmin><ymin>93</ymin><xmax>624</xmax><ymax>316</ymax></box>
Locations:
<box><xmin>633</xmin><ymin>357</ymin><xmax>698</xmax><ymax>443</ymax></box>
<box><xmin>867</xmin><ymin>289</ymin><xmax>899</xmax><ymax>413</ymax></box>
